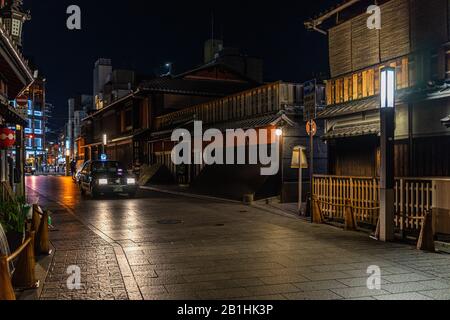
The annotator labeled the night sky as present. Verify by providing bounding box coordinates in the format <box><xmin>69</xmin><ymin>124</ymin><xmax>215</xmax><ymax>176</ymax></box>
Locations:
<box><xmin>22</xmin><ymin>0</ymin><xmax>335</xmax><ymax>130</ymax></box>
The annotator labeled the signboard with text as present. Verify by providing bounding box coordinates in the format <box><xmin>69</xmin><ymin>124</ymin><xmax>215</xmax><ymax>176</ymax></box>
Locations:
<box><xmin>303</xmin><ymin>80</ymin><xmax>317</xmax><ymax>122</ymax></box>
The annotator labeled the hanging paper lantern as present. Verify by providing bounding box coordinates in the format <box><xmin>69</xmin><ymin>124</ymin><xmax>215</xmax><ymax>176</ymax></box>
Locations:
<box><xmin>0</xmin><ymin>128</ymin><xmax>15</xmax><ymax>148</ymax></box>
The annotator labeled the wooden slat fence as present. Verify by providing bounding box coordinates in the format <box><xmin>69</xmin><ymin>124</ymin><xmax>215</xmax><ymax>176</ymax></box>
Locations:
<box><xmin>313</xmin><ymin>175</ymin><xmax>434</xmax><ymax>232</ymax></box>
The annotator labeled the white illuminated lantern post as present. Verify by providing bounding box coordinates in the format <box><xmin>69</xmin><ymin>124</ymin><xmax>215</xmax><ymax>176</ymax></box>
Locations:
<box><xmin>379</xmin><ymin>67</ymin><xmax>396</xmax><ymax>242</ymax></box>
<box><xmin>102</xmin><ymin>134</ymin><xmax>107</xmax><ymax>159</ymax></box>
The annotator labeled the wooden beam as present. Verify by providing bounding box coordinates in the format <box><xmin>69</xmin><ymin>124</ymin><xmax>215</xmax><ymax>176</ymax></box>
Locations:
<box><xmin>305</xmin><ymin>0</ymin><xmax>361</xmax><ymax>31</ymax></box>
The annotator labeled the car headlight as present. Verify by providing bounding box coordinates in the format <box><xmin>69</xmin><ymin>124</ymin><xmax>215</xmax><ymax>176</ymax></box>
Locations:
<box><xmin>98</xmin><ymin>179</ymin><xmax>108</xmax><ymax>185</ymax></box>
<box><xmin>127</xmin><ymin>178</ymin><xmax>136</xmax><ymax>185</ymax></box>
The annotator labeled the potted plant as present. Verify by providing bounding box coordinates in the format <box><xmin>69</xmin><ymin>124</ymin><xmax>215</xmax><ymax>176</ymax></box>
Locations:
<box><xmin>0</xmin><ymin>197</ymin><xmax>29</xmax><ymax>253</ymax></box>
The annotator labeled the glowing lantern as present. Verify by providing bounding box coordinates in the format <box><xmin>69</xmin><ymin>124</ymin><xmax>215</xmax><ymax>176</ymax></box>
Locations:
<box><xmin>0</xmin><ymin>128</ymin><xmax>15</xmax><ymax>148</ymax></box>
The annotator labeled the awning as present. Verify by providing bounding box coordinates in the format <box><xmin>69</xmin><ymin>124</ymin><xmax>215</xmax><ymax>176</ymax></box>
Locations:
<box><xmin>317</xmin><ymin>90</ymin><xmax>409</xmax><ymax>120</ymax></box>
<box><xmin>150</xmin><ymin>112</ymin><xmax>296</xmax><ymax>142</ymax></box>
<box><xmin>317</xmin><ymin>96</ymin><xmax>379</xmax><ymax>119</ymax></box>
<box><xmin>323</xmin><ymin>120</ymin><xmax>380</xmax><ymax>140</ymax></box>
<box><xmin>211</xmin><ymin>113</ymin><xmax>296</xmax><ymax>131</ymax></box>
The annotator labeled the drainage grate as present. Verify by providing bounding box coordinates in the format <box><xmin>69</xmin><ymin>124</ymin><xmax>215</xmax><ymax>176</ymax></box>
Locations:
<box><xmin>215</xmin><ymin>224</ymin><xmax>225</xmax><ymax>227</ymax></box>
<box><xmin>157</xmin><ymin>219</ymin><xmax>183</xmax><ymax>225</ymax></box>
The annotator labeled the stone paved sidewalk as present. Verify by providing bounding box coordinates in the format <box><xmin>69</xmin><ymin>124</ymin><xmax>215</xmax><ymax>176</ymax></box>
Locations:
<box><xmin>26</xmin><ymin>179</ymin><xmax>450</xmax><ymax>301</ymax></box>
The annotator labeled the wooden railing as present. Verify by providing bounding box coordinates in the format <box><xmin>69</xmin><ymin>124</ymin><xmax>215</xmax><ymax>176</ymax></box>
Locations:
<box><xmin>314</xmin><ymin>175</ymin><xmax>380</xmax><ymax>226</ymax></box>
<box><xmin>313</xmin><ymin>175</ymin><xmax>435</xmax><ymax>231</ymax></box>
<box><xmin>395</xmin><ymin>178</ymin><xmax>433</xmax><ymax>232</ymax></box>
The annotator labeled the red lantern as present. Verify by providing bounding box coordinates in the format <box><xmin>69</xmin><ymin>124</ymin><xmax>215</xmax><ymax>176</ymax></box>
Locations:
<box><xmin>0</xmin><ymin>128</ymin><xmax>15</xmax><ymax>148</ymax></box>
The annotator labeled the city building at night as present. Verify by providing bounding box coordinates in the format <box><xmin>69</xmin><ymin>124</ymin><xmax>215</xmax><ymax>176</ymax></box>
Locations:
<box><xmin>22</xmin><ymin>77</ymin><xmax>47</xmax><ymax>170</ymax></box>
<box><xmin>67</xmin><ymin>94</ymin><xmax>92</xmax><ymax>160</ymax></box>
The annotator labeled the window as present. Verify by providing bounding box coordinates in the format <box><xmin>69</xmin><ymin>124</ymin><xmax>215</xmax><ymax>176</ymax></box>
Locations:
<box><xmin>326</xmin><ymin>57</ymin><xmax>410</xmax><ymax>105</ymax></box>
<box><xmin>35</xmin><ymin>138</ymin><xmax>43</xmax><ymax>149</ymax></box>
<box><xmin>11</xmin><ymin>19</ymin><xmax>21</xmax><ymax>37</ymax></box>
<box><xmin>34</xmin><ymin>120</ymin><xmax>42</xmax><ymax>130</ymax></box>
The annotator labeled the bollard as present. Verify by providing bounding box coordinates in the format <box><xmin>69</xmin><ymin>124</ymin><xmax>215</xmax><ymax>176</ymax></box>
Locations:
<box><xmin>417</xmin><ymin>211</ymin><xmax>435</xmax><ymax>252</ymax></box>
<box><xmin>0</xmin><ymin>255</ymin><xmax>15</xmax><ymax>300</ymax></box>
<box><xmin>371</xmin><ymin>218</ymin><xmax>381</xmax><ymax>240</ymax></box>
<box><xmin>12</xmin><ymin>231</ymin><xmax>38</xmax><ymax>289</ymax></box>
<box><xmin>36</xmin><ymin>211</ymin><xmax>51</xmax><ymax>255</ymax></box>
<box><xmin>243</xmin><ymin>194</ymin><xmax>254</xmax><ymax>205</ymax></box>
<box><xmin>344</xmin><ymin>200</ymin><xmax>358</xmax><ymax>231</ymax></box>
<box><xmin>31</xmin><ymin>205</ymin><xmax>41</xmax><ymax>234</ymax></box>
<box><xmin>312</xmin><ymin>199</ymin><xmax>324</xmax><ymax>224</ymax></box>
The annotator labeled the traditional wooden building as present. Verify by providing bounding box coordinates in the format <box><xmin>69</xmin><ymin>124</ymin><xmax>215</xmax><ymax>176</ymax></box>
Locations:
<box><xmin>306</xmin><ymin>0</ymin><xmax>450</xmax><ymax>177</ymax></box>
<box><xmin>81</xmin><ymin>63</ymin><xmax>258</xmax><ymax>169</ymax></box>
<box><xmin>149</xmin><ymin>81</ymin><xmax>328</xmax><ymax>201</ymax></box>
<box><xmin>307</xmin><ymin>0</ymin><xmax>450</xmax><ymax>236</ymax></box>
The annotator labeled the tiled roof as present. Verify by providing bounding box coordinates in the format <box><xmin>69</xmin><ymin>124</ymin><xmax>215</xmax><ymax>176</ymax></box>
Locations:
<box><xmin>150</xmin><ymin>112</ymin><xmax>296</xmax><ymax>140</ymax></box>
<box><xmin>139</xmin><ymin>77</ymin><xmax>255</xmax><ymax>97</ymax></box>
<box><xmin>318</xmin><ymin>96</ymin><xmax>379</xmax><ymax>119</ymax></box>
<box><xmin>210</xmin><ymin>113</ymin><xmax>295</xmax><ymax>131</ymax></box>
<box><xmin>323</xmin><ymin>120</ymin><xmax>380</xmax><ymax>140</ymax></box>
<box><xmin>317</xmin><ymin>90</ymin><xmax>409</xmax><ymax>119</ymax></box>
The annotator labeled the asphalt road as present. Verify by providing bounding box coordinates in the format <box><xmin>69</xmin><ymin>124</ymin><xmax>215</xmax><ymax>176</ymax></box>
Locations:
<box><xmin>25</xmin><ymin>176</ymin><xmax>450</xmax><ymax>300</ymax></box>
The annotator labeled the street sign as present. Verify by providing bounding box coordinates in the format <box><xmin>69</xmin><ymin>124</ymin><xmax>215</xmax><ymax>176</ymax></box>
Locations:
<box><xmin>303</xmin><ymin>80</ymin><xmax>317</xmax><ymax>122</ymax></box>
<box><xmin>306</xmin><ymin>120</ymin><xmax>317</xmax><ymax>137</ymax></box>
<box><xmin>16</xmin><ymin>95</ymin><xmax>28</xmax><ymax>107</ymax></box>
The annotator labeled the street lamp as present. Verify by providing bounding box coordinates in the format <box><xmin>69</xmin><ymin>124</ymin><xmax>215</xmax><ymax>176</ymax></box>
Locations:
<box><xmin>291</xmin><ymin>146</ymin><xmax>308</xmax><ymax>214</ymax></box>
<box><xmin>102</xmin><ymin>134</ymin><xmax>107</xmax><ymax>159</ymax></box>
<box><xmin>381</xmin><ymin>67</ymin><xmax>395</xmax><ymax>108</ymax></box>
<box><xmin>276</xmin><ymin>128</ymin><xmax>284</xmax><ymax>201</ymax></box>
<box><xmin>379</xmin><ymin>66</ymin><xmax>396</xmax><ymax>242</ymax></box>
<box><xmin>275</xmin><ymin>128</ymin><xmax>283</xmax><ymax>137</ymax></box>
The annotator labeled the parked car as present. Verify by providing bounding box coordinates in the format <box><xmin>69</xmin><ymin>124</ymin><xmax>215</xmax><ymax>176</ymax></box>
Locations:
<box><xmin>24</xmin><ymin>165</ymin><xmax>36</xmax><ymax>175</ymax></box>
<box><xmin>78</xmin><ymin>160</ymin><xmax>138</xmax><ymax>198</ymax></box>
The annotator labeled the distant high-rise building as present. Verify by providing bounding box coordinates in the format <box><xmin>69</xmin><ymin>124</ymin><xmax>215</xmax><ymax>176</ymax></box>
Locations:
<box><xmin>0</xmin><ymin>0</ymin><xmax>30</xmax><ymax>47</ymax></box>
<box><xmin>67</xmin><ymin>94</ymin><xmax>92</xmax><ymax>158</ymax></box>
<box><xmin>93</xmin><ymin>58</ymin><xmax>112</xmax><ymax>110</ymax></box>
<box><xmin>204</xmin><ymin>39</ymin><xmax>224</xmax><ymax>64</ymax></box>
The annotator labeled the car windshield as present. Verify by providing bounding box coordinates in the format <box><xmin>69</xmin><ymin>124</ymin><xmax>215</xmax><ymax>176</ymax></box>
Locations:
<box><xmin>92</xmin><ymin>161</ymin><xmax>125</xmax><ymax>174</ymax></box>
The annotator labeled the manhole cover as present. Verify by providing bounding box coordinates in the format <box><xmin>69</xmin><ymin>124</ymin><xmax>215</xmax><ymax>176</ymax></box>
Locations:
<box><xmin>157</xmin><ymin>219</ymin><xmax>183</xmax><ymax>225</ymax></box>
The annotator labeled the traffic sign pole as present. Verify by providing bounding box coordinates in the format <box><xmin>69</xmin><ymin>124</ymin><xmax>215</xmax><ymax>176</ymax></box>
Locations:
<box><xmin>309</xmin><ymin>120</ymin><xmax>314</xmax><ymax>220</ymax></box>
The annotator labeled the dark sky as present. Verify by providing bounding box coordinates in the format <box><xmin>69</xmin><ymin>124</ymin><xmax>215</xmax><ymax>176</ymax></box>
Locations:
<box><xmin>22</xmin><ymin>0</ymin><xmax>335</xmax><ymax>129</ymax></box>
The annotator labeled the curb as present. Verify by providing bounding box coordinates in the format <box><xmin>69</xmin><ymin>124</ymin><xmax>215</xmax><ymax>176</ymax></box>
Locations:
<box><xmin>139</xmin><ymin>186</ymin><xmax>242</xmax><ymax>204</ymax></box>
<box><xmin>140</xmin><ymin>186</ymin><xmax>304</xmax><ymax>221</ymax></box>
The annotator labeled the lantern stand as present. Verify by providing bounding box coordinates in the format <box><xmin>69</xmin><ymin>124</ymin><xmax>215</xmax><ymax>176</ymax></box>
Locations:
<box><xmin>379</xmin><ymin>66</ymin><xmax>396</xmax><ymax>242</ymax></box>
